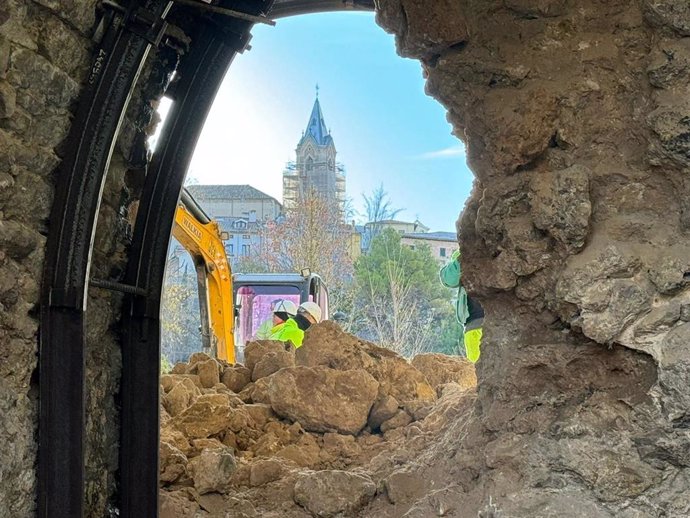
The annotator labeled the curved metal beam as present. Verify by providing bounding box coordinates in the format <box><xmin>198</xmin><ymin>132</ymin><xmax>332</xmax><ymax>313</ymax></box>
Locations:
<box><xmin>269</xmin><ymin>0</ymin><xmax>374</xmax><ymax>18</ymax></box>
<box><xmin>38</xmin><ymin>2</ymin><xmax>169</xmax><ymax>515</ymax></box>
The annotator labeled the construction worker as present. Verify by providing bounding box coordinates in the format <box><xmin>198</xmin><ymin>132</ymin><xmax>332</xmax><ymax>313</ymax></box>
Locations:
<box><xmin>440</xmin><ymin>249</ymin><xmax>484</xmax><ymax>363</ymax></box>
<box><xmin>294</xmin><ymin>301</ymin><xmax>322</xmax><ymax>331</ymax></box>
<box><xmin>254</xmin><ymin>299</ymin><xmax>296</xmax><ymax>339</ymax></box>
<box><xmin>270</xmin><ymin>301</ymin><xmax>323</xmax><ymax>348</ymax></box>
<box><xmin>259</xmin><ymin>299</ymin><xmax>297</xmax><ymax>340</ymax></box>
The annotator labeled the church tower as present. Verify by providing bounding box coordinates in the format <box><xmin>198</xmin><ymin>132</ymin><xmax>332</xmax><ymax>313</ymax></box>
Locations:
<box><xmin>282</xmin><ymin>91</ymin><xmax>345</xmax><ymax>214</ymax></box>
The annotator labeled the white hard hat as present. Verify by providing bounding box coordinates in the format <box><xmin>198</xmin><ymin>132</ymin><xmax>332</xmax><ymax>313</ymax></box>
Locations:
<box><xmin>299</xmin><ymin>301</ymin><xmax>322</xmax><ymax>323</ymax></box>
<box><xmin>274</xmin><ymin>299</ymin><xmax>297</xmax><ymax>317</ymax></box>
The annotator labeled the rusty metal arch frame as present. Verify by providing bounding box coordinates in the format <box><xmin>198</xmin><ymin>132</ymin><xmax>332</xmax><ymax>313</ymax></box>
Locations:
<box><xmin>39</xmin><ymin>0</ymin><xmax>374</xmax><ymax>516</ymax></box>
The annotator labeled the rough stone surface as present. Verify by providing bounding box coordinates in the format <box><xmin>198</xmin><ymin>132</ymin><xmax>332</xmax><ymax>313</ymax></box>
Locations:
<box><xmin>222</xmin><ymin>364</ymin><xmax>252</xmax><ymax>393</ymax></box>
<box><xmin>297</xmin><ymin>322</ymin><xmax>436</xmax><ymax>404</ymax></box>
<box><xmin>293</xmin><ymin>470</ymin><xmax>377</xmax><ymax>517</ymax></box>
<box><xmin>411</xmin><ymin>353</ymin><xmax>477</xmax><ymax>392</ymax></box>
<box><xmin>188</xmin><ymin>446</ymin><xmax>237</xmax><ymax>495</ymax></box>
<box><xmin>268</xmin><ymin>366</ymin><xmax>379</xmax><ymax>435</ymax></box>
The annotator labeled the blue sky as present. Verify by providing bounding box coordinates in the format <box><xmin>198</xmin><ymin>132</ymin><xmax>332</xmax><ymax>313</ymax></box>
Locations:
<box><xmin>186</xmin><ymin>12</ymin><xmax>474</xmax><ymax>232</ymax></box>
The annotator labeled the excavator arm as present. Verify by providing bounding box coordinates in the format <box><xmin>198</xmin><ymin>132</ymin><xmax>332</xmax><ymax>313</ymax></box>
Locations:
<box><xmin>172</xmin><ymin>189</ymin><xmax>235</xmax><ymax>363</ymax></box>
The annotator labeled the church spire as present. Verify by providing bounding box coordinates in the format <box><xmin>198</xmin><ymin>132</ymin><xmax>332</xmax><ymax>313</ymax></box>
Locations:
<box><xmin>302</xmin><ymin>89</ymin><xmax>330</xmax><ymax>146</ymax></box>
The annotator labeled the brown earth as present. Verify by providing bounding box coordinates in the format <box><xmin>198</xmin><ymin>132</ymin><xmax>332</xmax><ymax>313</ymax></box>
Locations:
<box><xmin>159</xmin><ymin>322</ymin><xmax>477</xmax><ymax>517</ymax></box>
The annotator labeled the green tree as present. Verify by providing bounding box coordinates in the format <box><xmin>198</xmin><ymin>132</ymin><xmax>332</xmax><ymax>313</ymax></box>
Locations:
<box><xmin>352</xmin><ymin>228</ymin><xmax>459</xmax><ymax>357</ymax></box>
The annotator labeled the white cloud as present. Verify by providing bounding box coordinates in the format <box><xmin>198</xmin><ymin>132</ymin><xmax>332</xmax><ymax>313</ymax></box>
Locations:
<box><xmin>416</xmin><ymin>144</ymin><xmax>466</xmax><ymax>159</ymax></box>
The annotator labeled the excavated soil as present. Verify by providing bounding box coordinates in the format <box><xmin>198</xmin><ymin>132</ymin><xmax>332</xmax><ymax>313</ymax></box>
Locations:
<box><xmin>159</xmin><ymin>322</ymin><xmax>478</xmax><ymax>517</ymax></box>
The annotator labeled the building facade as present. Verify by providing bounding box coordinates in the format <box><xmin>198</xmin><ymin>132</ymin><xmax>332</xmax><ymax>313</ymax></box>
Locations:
<box><xmin>171</xmin><ymin>185</ymin><xmax>281</xmax><ymax>270</ymax></box>
<box><xmin>186</xmin><ymin>184</ymin><xmax>282</xmax><ymax>222</ymax></box>
<box><xmin>283</xmin><ymin>95</ymin><xmax>346</xmax><ymax>213</ymax></box>
<box><xmin>401</xmin><ymin>231</ymin><xmax>458</xmax><ymax>263</ymax></box>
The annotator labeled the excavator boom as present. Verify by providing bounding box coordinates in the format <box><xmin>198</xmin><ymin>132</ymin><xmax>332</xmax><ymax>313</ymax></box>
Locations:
<box><xmin>172</xmin><ymin>189</ymin><xmax>235</xmax><ymax>363</ymax></box>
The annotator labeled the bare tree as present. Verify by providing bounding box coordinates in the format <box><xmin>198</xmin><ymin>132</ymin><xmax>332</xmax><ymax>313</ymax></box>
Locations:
<box><xmin>362</xmin><ymin>184</ymin><xmax>403</xmax><ymax>249</ymax></box>
<box><xmin>259</xmin><ymin>189</ymin><xmax>355</xmax><ymax>308</ymax></box>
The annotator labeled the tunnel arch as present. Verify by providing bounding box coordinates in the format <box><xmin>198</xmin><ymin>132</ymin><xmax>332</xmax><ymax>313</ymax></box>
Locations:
<box><xmin>38</xmin><ymin>1</ymin><xmax>377</xmax><ymax>517</ymax></box>
<box><xmin>35</xmin><ymin>0</ymin><xmax>690</xmax><ymax>517</ymax></box>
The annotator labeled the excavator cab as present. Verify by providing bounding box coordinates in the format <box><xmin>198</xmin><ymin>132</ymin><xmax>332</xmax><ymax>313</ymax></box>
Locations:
<box><xmin>232</xmin><ymin>271</ymin><xmax>329</xmax><ymax>361</ymax></box>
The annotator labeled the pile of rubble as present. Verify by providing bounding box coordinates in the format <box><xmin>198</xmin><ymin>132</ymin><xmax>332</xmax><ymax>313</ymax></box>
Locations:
<box><xmin>159</xmin><ymin>321</ymin><xmax>477</xmax><ymax>517</ymax></box>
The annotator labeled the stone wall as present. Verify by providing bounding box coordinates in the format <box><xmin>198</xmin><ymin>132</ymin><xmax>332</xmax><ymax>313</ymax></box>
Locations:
<box><xmin>0</xmin><ymin>1</ymin><xmax>98</xmax><ymax>516</ymax></box>
<box><xmin>0</xmin><ymin>1</ymin><xmax>162</xmax><ymax>516</ymax></box>
<box><xmin>378</xmin><ymin>0</ymin><xmax>690</xmax><ymax>514</ymax></box>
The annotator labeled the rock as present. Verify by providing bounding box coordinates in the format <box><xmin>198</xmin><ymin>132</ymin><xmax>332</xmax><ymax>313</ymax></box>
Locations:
<box><xmin>244</xmin><ymin>341</ymin><xmax>287</xmax><ymax>375</ymax></box>
<box><xmin>293</xmin><ymin>470</ymin><xmax>377</xmax><ymax>517</ymax></box>
<box><xmin>322</xmin><ymin>432</ymin><xmax>361</xmax><ymax>459</ymax></box>
<box><xmin>190</xmin><ymin>437</ymin><xmax>223</xmax><ymax>455</ymax></box>
<box><xmin>251</xmin><ymin>349</ymin><xmax>295</xmax><ymax>381</ymax></box>
<box><xmin>529</xmin><ymin>164</ymin><xmax>591</xmax><ymax>250</ymax></box>
<box><xmin>297</xmin><ymin>323</ymin><xmax>435</xmax><ymax>404</ymax></box>
<box><xmin>159</xmin><ymin>441</ymin><xmax>187</xmax><ymax>484</ymax></box>
<box><xmin>384</xmin><ymin>470</ymin><xmax>429</xmax><ymax>505</ymax></box>
<box><xmin>160</xmin><ymin>427</ymin><xmax>191</xmax><ymax>455</ymax></box>
<box><xmin>159</xmin><ymin>490</ymin><xmax>200</xmax><ymax>518</ymax></box>
<box><xmin>244</xmin><ymin>403</ymin><xmax>276</xmax><ymax>428</ymax></box>
<box><xmin>0</xmin><ymin>79</ymin><xmax>16</xmax><ymax>118</ymax></box>
<box><xmin>196</xmin><ymin>358</ymin><xmax>220</xmax><ymax>388</ymax></box>
<box><xmin>163</xmin><ymin>377</ymin><xmax>200</xmax><ymax>417</ymax></box>
<box><xmin>0</xmin><ymin>36</ymin><xmax>9</xmax><ymax>78</ymax></box>
<box><xmin>295</xmin><ymin>321</ymin><xmax>377</xmax><ymax>371</ymax></box>
<box><xmin>276</xmin><ymin>435</ymin><xmax>321</xmax><ymax>467</ymax></box>
<box><xmin>368</xmin><ymin>395</ymin><xmax>399</xmax><ymax>430</ymax></box>
<box><xmin>197</xmin><ymin>492</ymin><xmax>226</xmax><ymax>515</ymax></box>
<box><xmin>222</xmin><ymin>364</ymin><xmax>251</xmax><ymax>392</ymax></box>
<box><xmin>403</xmin><ymin>400</ymin><xmax>434</xmax><ymax>422</ymax></box>
<box><xmin>171</xmin><ymin>362</ymin><xmax>187</xmax><ymax>374</ymax></box>
<box><xmin>644</xmin><ymin>0</ymin><xmax>690</xmax><ymax>35</ymax></box>
<box><xmin>268</xmin><ymin>366</ymin><xmax>379</xmax><ymax>435</ymax></box>
<box><xmin>376</xmin><ymin>0</ymin><xmax>469</xmax><ymax>59</ymax></box>
<box><xmin>249</xmin><ymin>377</ymin><xmax>272</xmax><ymax>405</ymax></box>
<box><xmin>411</xmin><ymin>354</ymin><xmax>477</xmax><ymax>392</ymax></box>
<box><xmin>188</xmin><ymin>446</ymin><xmax>237</xmax><ymax>494</ymax></box>
<box><xmin>160</xmin><ymin>374</ymin><xmax>175</xmax><ymax>393</ymax></box>
<box><xmin>172</xmin><ymin>395</ymin><xmax>232</xmax><ymax>439</ymax></box>
<box><xmin>380</xmin><ymin>410</ymin><xmax>413</xmax><ymax>433</ymax></box>
<box><xmin>249</xmin><ymin>458</ymin><xmax>285</xmax><ymax>486</ymax></box>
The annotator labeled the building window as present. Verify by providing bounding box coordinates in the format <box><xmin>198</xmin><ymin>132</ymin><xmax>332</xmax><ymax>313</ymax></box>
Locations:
<box><xmin>228</xmin><ymin>234</ymin><xmax>234</xmax><ymax>239</ymax></box>
<box><xmin>242</xmin><ymin>244</ymin><xmax>250</xmax><ymax>256</ymax></box>
<box><xmin>440</xmin><ymin>248</ymin><xmax>447</xmax><ymax>257</ymax></box>
<box><xmin>227</xmin><ymin>244</ymin><xmax>234</xmax><ymax>256</ymax></box>
<box><xmin>242</xmin><ymin>234</ymin><xmax>250</xmax><ymax>239</ymax></box>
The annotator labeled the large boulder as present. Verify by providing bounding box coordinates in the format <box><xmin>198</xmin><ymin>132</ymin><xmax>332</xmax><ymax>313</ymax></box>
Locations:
<box><xmin>293</xmin><ymin>470</ymin><xmax>377</xmax><ymax>517</ymax></box>
<box><xmin>251</xmin><ymin>349</ymin><xmax>295</xmax><ymax>381</ymax></box>
<box><xmin>162</xmin><ymin>377</ymin><xmax>201</xmax><ymax>417</ymax></box>
<box><xmin>268</xmin><ymin>366</ymin><xmax>379</xmax><ymax>435</ymax></box>
<box><xmin>188</xmin><ymin>446</ymin><xmax>237</xmax><ymax>494</ymax></box>
<box><xmin>222</xmin><ymin>364</ymin><xmax>251</xmax><ymax>393</ymax></box>
<box><xmin>244</xmin><ymin>340</ymin><xmax>288</xmax><ymax>376</ymax></box>
<box><xmin>171</xmin><ymin>393</ymin><xmax>233</xmax><ymax>439</ymax></box>
<box><xmin>297</xmin><ymin>322</ymin><xmax>436</xmax><ymax>404</ymax></box>
<box><xmin>411</xmin><ymin>353</ymin><xmax>477</xmax><ymax>392</ymax></box>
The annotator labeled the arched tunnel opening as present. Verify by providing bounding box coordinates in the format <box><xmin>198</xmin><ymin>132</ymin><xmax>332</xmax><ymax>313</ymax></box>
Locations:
<box><xmin>2</xmin><ymin>0</ymin><xmax>690</xmax><ymax>517</ymax></box>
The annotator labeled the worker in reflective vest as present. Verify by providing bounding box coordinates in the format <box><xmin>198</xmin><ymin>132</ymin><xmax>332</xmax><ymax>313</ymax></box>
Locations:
<box><xmin>439</xmin><ymin>249</ymin><xmax>484</xmax><ymax>363</ymax></box>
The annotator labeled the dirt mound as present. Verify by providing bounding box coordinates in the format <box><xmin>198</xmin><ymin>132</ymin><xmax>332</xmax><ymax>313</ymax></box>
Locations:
<box><xmin>159</xmin><ymin>323</ymin><xmax>477</xmax><ymax>516</ymax></box>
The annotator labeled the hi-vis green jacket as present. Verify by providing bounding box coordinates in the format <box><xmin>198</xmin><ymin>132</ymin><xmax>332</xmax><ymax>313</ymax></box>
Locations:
<box><xmin>269</xmin><ymin>318</ymin><xmax>305</xmax><ymax>347</ymax></box>
<box><xmin>439</xmin><ymin>251</ymin><xmax>470</xmax><ymax>327</ymax></box>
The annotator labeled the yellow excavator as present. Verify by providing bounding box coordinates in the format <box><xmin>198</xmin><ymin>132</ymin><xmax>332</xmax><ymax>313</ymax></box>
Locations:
<box><xmin>172</xmin><ymin>188</ymin><xmax>329</xmax><ymax>364</ymax></box>
<box><xmin>172</xmin><ymin>189</ymin><xmax>235</xmax><ymax>362</ymax></box>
